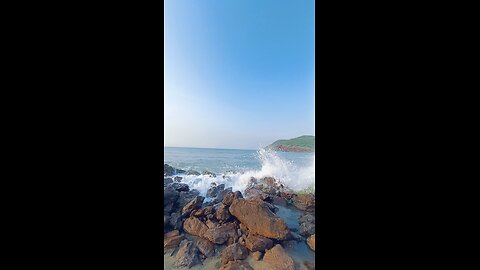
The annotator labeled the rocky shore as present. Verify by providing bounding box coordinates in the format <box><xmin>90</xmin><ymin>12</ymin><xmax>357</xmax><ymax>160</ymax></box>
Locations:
<box><xmin>164</xmin><ymin>164</ymin><xmax>316</xmax><ymax>269</ymax></box>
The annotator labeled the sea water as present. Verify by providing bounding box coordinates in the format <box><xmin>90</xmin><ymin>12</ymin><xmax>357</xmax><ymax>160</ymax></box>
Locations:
<box><xmin>164</xmin><ymin>147</ymin><xmax>315</xmax><ymax>195</ymax></box>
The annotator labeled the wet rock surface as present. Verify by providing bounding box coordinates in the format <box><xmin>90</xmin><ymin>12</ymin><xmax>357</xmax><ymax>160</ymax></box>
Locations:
<box><xmin>183</xmin><ymin>216</ymin><xmax>208</xmax><ymax>237</ymax></box>
<box><xmin>196</xmin><ymin>238</ymin><xmax>215</xmax><ymax>257</ymax></box>
<box><xmin>298</xmin><ymin>212</ymin><xmax>315</xmax><ymax>237</ymax></box>
<box><xmin>292</xmin><ymin>193</ymin><xmax>315</xmax><ymax>212</ymax></box>
<box><xmin>204</xmin><ymin>222</ymin><xmax>238</xmax><ymax>244</ymax></box>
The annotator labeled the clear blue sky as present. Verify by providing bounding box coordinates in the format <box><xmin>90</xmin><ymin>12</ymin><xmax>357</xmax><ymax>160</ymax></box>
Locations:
<box><xmin>164</xmin><ymin>0</ymin><xmax>315</xmax><ymax>150</ymax></box>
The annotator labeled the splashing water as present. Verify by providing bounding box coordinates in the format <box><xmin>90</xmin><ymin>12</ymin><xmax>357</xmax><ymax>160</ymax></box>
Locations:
<box><xmin>169</xmin><ymin>148</ymin><xmax>315</xmax><ymax>197</ymax></box>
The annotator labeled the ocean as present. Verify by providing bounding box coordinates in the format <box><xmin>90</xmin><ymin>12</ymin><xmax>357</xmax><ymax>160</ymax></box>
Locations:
<box><xmin>164</xmin><ymin>147</ymin><xmax>315</xmax><ymax>197</ymax></box>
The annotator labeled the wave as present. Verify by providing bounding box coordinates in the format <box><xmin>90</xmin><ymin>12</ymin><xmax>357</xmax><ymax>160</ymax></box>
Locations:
<box><xmin>172</xmin><ymin>148</ymin><xmax>315</xmax><ymax>197</ymax></box>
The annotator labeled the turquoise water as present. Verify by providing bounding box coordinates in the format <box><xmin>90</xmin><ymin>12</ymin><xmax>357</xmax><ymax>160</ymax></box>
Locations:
<box><xmin>164</xmin><ymin>147</ymin><xmax>315</xmax><ymax>196</ymax></box>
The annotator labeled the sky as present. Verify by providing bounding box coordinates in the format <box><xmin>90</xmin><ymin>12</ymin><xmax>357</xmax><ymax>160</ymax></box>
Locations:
<box><xmin>164</xmin><ymin>0</ymin><xmax>315</xmax><ymax>150</ymax></box>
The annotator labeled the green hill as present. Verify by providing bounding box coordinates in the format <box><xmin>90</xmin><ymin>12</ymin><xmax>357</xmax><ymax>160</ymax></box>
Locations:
<box><xmin>266</xmin><ymin>135</ymin><xmax>315</xmax><ymax>152</ymax></box>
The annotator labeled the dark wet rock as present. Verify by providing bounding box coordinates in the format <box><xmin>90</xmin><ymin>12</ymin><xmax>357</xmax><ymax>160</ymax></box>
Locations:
<box><xmin>181</xmin><ymin>196</ymin><xmax>204</xmax><ymax>217</ymax></box>
<box><xmin>164</xmin><ymin>186</ymin><xmax>179</xmax><ymax>215</ymax></box>
<box><xmin>298</xmin><ymin>213</ymin><xmax>315</xmax><ymax>237</ymax></box>
<box><xmin>229</xmin><ymin>198</ymin><xmax>289</xmax><ymax>240</ymax></box>
<box><xmin>216</xmin><ymin>203</ymin><xmax>231</xmax><ymax>221</ymax></box>
<box><xmin>221</xmin><ymin>243</ymin><xmax>249</xmax><ymax>265</ymax></box>
<box><xmin>207</xmin><ymin>183</ymin><xmax>225</xmax><ymax>198</ymax></box>
<box><xmin>304</xmin><ymin>261</ymin><xmax>315</xmax><ymax>270</ymax></box>
<box><xmin>272</xmin><ymin>196</ymin><xmax>287</xmax><ymax>206</ymax></box>
<box><xmin>219</xmin><ymin>260</ymin><xmax>253</xmax><ymax>270</ymax></box>
<box><xmin>164</xmin><ymin>177</ymin><xmax>173</xmax><ymax>185</ymax></box>
<box><xmin>202</xmin><ymin>170</ymin><xmax>216</xmax><ymax>177</ymax></box>
<box><xmin>174</xmin><ymin>176</ymin><xmax>183</xmax><ymax>182</ymax></box>
<box><xmin>169</xmin><ymin>212</ymin><xmax>183</xmax><ymax>230</ymax></box>
<box><xmin>263</xmin><ymin>244</ymin><xmax>295</xmax><ymax>270</ymax></box>
<box><xmin>234</xmin><ymin>191</ymin><xmax>243</xmax><ymax>199</ymax></box>
<box><xmin>173</xmin><ymin>240</ymin><xmax>200</xmax><ymax>268</ymax></box>
<box><xmin>222</xmin><ymin>191</ymin><xmax>235</xmax><ymax>206</ymax></box>
<box><xmin>170</xmin><ymin>183</ymin><xmax>189</xmax><ymax>192</ymax></box>
<box><xmin>164</xmin><ymin>164</ymin><xmax>185</xmax><ymax>176</ymax></box>
<box><xmin>244</xmin><ymin>234</ymin><xmax>274</xmax><ymax>252</ymax></box>
<box><xmin>196</xmin><ymin>238</ymin><xmax>215</xmax><ymax>257</ymax></box>
<box><xmin>244</xmin><ymin>187</ymin><xmax>269</xmax><ymax>201</ymax></box>
<box><xmin>189</xmin><ymin>189</ymin><xmax>200</xmax><ymax>196</ymax></box>
<box><xmin>164</xmin><ymin>215</ymin><xmax>169</xmax><ymax>226</ymax></box>
<box><xmin>186</xmin><ymin>169</ymin><xmax>200</xmax><ymax>176</ymax></box>
<box><xmin>289</xmin><ymin>231</ymin><xmax>304</xmax><ymax>242</ymax></box>
<box><xmin>216</xmin><ymin>187</ymin><xmax>232</xmax><ymax>202</ymax></box>
<box><xmin>164</xmin><ymin>230</ymin><xmax>185</xmax><ymax>249</ymax></box>
<box><xmin>252</xmin><ymin>251</ymin><xmax>263</xmax><ymax>261</ymax></box>
<box><xmin>204</xmin><ymin>222</ymin><xmax>238</xmax><ymax>244</ymax></box>
<box><xmin>307</xmin><ymin>234</ymin><xmax>315</xmax><ymax>251</ymax></box>
<box><xmin>292</xmin><ymin>193</ymin><xmax>315</xmax><ymax>212</ymax></box>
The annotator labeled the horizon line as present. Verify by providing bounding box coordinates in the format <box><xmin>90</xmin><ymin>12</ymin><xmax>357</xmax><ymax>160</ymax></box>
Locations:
<box><xmin>164</xmin><ymin>145</ymin><xmax>260</xmax><ymax>151</ymax></box>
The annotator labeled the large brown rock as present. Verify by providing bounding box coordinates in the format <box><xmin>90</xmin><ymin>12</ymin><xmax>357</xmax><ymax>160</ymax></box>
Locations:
<box><xmin>292</xmin><ymin>193</ymin><xmax>315</xmax><ymax>211</ymax></box>
<box><xmin>183</xmin><ymin>216</ymin><xmax>208</xmax><ymax>237</ymax></box>
<box><xmin>263</xmin><ymin>244</ymin><xmax>295</xmax><ymax>270</ymax></box>
<box><xmin>204</xmin><ymin>222</ymin><xmax>238</xmax><ymax>244</ymax></box>
<box><xmin>173</xmin><ymin>240</ymin><xmax>200</xmax><ymax>268</ymax></box>
<box><xmin>164</xmin><ymin>234</ymin><xmax>184</xmax><ymax>249</ymax></box>
<box><xmin>221</xmin><ymin>243</ymin><xmax>249</xmax><ymax>265</ymax></box>
<box><xmin>216</xmin><ymin>203</ymin><xmax>231</xmax><ymax>221</ymax></box>
<box><xmin>181</xmin><ymin>196</ymin><xmax>204</xmax><ymax>216</ymax></box>
<box><xmin>229</xmin><ymin>198</ymin><xmax>289</xmax><ymax>240</ymax></box>
<box><xmin>196</xmin><ymin>238</ymin><xmax>215</xmax><ymax>257</ymax></box>
<box><xmin>219</xmin><ymin>260</ymin><xmax>253</xmax><ymax>270</ymax></box>
<box><xmin>307</xmin><ymin>234</ymin><xmax>315</xmax><ymax>251</ymax></box>
<box><xmin>222</xmin><ymin>191</ymin><xmax>235</xmax><ymax>206</ymax></box>
<box><xmin>244</xmin><ymin>234</ymin><xmax>273</xmax><ymax>252</ymax></box>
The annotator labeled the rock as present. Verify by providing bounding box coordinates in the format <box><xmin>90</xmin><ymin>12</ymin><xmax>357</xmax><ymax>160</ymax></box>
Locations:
<box><xmin>234</xmin><ymin>191</ymin><xmax>243</xmax><ymax>199</ymax></box>
<box><xmin>289</xmin><ymin>231</ymin><xmax>304</xmax><ymax>242</ymax></box>
<box><xmin>192</xmin><ymin>206</ymin><xmax>214</xmax><ymax>217</ymax></box>
<box><xmin>222</xmin><ymin>192</ymin><xmax>235</xmax><ymax>206</ymax></box>
<box><xmin>183</xmin><ymin>216</ymin><xmax>208</xmax><ymax>237</ymax></box>
<box><xmin>205</xmin><ymin>219</ymin><xmax>218</xmax><ymax>229</ymax></box>
<box><xmin>204</xmin><ymin>222</ymin><xmax>238</xmax><ymax>244</ymax></box>
<box><xmin>169</xmin><ymin>212</ymin><xmax>183</xmax><ymax>230</ymax></box>
<box><xmin>298</xmin><ymin>213</ymin><xmax>315</xmax><ymax>237</ymax></box>
<box><xmin>304</xmin><ymin>261</ymin><xmax>315</xmax><ymax>270</ymax></box>
<box><xmin>173</xmin><ymin>240</ymin><xmax>200</xmax><ymax>268</ymax></box>
<box><xmin>292</xmin><ymin>193</ymin><xmax>315</xmax><ymax>212</ymax></box>
<box><xmin>164</xmin><ymin>177</ymin><xmax>173</xmax><ymax>184</ymax></box>
<box><xmin>221</xmin><ymin>243</ymin><xmax>249</xmax><ymax>265</ymax></box>
<box><xmin>229</xmin><ymin>198</ymin><xmax>289</xmax><ymax>240</ymax></box>
<box><xmin>164</xmin><ymin>230</ymin><xmax>184</xmax><ymax>249</ymax></box>
<box><xmin>164</xmin><ymin>164</ymin><xmax>175</xmax><ymax>176</ymax></box>
<box><xmin>306</xmin><ymin>234</ymin><xmax>315</xmax><ymax>251</ymax></box>
<box><xmin>219</xmin><ymin>260</ymin><xmax>253</xmax><ymax>270</ymax></box>
<box><xmin>252</xmin><ymin>251</ymin><xmax>263</xmax><ymax>261</ymax></box>
<box><xmin>164</xmin><ymin>215</ymin><xmax>169</xmax><ymax>227</ymax></box>
<box><xmin>216</xmin><ymin>203</ymin><xmax>231</xmax><ymax>221</ymax></box>
<box><xmin>202</xmin><ymin>170</ymin><xmax>216</xmax><ymax>177</ymax></box>
<box><xmin>272</xmin><ymin>196</ymin><xmax>287</xmax><ymax>206</ymax></box>
<box><xmin>174</xmin><ymin>176</ymin><xmax>183</xmax><ymax>182</ymax></box>
<box><xmin>216</xmin><ymin>187</ymin><xmax>232</xmax><ymax>202</ymax></box>
<box><xmin>263</xmin><ymin>244</ymin><xmax>295</xmax><ymax>270</ymax></box>
<box><xmin>196</xmin><ymin>238</ymin><xmax>215</xmax><ymax>257</ymax></box>
<box><xmin>181</xmin><ymin>196</ymin><xmax>204</xmax><ymax>216</ymax></box>
<box><xmin>244</xmin><ymin>187</ymin><xmax>269</xmax><ymax>201</ymax></box>
<box><xmin>171</xmin><ymin>183</ymin><xmax>189</xmax><ymax>192</ymax></box>
<box><xmin>186</xmin><ymin>169</ymin><xmax>200</xmax><ymax>176</ymax></box>
<box><xmin>244</xmin><ymin>234</ymin><xmax>274</xmax><ymax>252</ymax></box>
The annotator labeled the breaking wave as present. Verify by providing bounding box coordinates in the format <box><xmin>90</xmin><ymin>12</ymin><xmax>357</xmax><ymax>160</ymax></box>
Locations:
<box><xmin>172</xmin><ymin>148</ymin><xmax>315</xmax><ymax>197</ymax></box>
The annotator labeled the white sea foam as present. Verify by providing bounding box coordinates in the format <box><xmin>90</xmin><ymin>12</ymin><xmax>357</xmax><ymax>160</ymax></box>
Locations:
<box><xmin>173</xmin><ymin>149</ymin><xmax>315</xmax><ymax>197</ymax></box>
